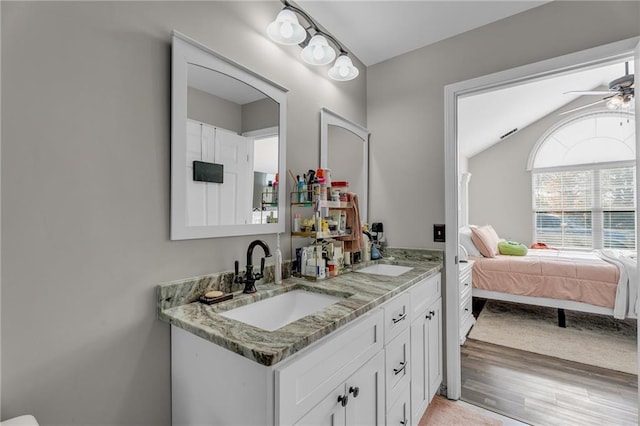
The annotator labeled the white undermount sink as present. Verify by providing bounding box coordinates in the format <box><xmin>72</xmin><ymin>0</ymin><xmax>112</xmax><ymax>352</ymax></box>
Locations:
<box><xmin>355</xmin><ymin>264</ymin><xmax>414</xmax><ymax>277</ymax></box>
<box><xmin>219</xmin><ymin>289</ymin><xmax>343</xmax><ymax>332</ymax></box>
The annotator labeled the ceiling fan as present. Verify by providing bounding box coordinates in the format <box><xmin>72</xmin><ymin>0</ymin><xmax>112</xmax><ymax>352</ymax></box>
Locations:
<box><xmin>560</xmin><ymin>62</ymin><xmax>634</xmax><ymax>115</ymax></box>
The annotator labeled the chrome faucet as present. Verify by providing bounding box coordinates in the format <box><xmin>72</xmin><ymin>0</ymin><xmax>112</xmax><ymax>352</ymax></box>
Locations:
<box><xmin>234</xmin><ymin>239</ymin><xmax>272</xmax><ymax>294</ymax></box>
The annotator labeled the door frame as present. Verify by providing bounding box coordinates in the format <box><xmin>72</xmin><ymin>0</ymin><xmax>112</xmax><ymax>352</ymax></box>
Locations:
<box><xmin>444</xmin><ymin>36</ymin><xmax>640</xmax><ymax>400</ymax></box>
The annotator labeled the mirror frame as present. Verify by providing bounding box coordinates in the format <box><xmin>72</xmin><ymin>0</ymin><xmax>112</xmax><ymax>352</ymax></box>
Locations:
<box><xmin>171</xmin><ymin>31</ymin><xmax>287</xmax><ymax>240</ymax></box>
<box><xmin>320</xmin><ymin>108</ymin><xmax>370</xmax><ymax>223</ymax></box>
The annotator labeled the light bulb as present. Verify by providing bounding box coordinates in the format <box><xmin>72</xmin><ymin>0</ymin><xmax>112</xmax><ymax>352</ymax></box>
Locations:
<box><xmin>301</xmin><ymin>34</ymin><xmax>336</xmax><ymax>66</ymax></box>
<box><xmin>313</xmin><ymin>45</ymin><xmax>324</xmax><ymax>60</ymax></box>
<box><xmin>328</xmin><ymin>54</ymin><xmax>359</xmax><ymax>81</ymax></box>
<box><xmin>266</xmin><ymin>9</ymin><xmax>306</xmax><ymax>45</ymax></box>
<box><xmin>280</xmin><ymin>22</ymin><xmax>293</xmax><ymax>39</ymax></box>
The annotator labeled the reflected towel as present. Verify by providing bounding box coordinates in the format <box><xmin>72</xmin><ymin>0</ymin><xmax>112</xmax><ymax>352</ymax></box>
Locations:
<box><xmin>348</xmin><ymin>192</ymin><xmax>363</xmax><ymax>252</ymax></box>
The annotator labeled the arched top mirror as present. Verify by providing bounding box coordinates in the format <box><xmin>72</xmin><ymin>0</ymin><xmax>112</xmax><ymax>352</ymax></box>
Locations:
<box><xmin>320</xmin><ymin>108</ymin><xmax>370</xmax><ymax>223</ymax></box>
<box><xmin>171</xmin><ymin>31</ymin><xmax>287</xmax><ymax>240</ymax></box>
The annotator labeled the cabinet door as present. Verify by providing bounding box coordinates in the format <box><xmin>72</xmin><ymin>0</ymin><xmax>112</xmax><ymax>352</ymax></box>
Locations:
<box><xmin>426</xmin><ymin>299</ymin><xmax>443</xmax><ymax>402</ymax></box>
<box><xmin>409</xmin><ymin>317</ymin><xmax>428</xmax><ymax>426</ymax></box>
<box><xmin>295</xmin><ymin>383</ymin><xmax>347</xmax><ymax>426</ymax></box>
<box><xmin>345</xmin><ymin>351</ymin><xmax>385</xmax><ymax>426</ymax></box>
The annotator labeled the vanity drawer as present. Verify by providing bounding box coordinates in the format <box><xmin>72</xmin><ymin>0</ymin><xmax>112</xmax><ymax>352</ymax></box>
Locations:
<box><xmin>276</xmin><ymin>308</ymin><xmax>384</xmax><ymax>425</ymax></box>
<box><xmin>409</xmin><ymin>273</ymin><xmax>441</xmax><ymax>320</ymax></box>
<box><xmin>384</xmin><ymin>292</ymin><xmax>410</xmax><ymax>344</ymax></box>
<box><xmin>387</xmin><ymin>380</ymin><xmax>410</xmax><ymax>426</ymax></box>
<box><xmin>385</xmin><ymin>328</ymin><xmax>410</xmax><ymax>406</ymax></box>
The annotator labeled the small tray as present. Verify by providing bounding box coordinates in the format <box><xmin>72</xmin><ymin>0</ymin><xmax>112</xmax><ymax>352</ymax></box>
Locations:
<box><xmin>198</xmin><ymin>293</ymin><xmax>233</xmax><ymax>305</ymax></box>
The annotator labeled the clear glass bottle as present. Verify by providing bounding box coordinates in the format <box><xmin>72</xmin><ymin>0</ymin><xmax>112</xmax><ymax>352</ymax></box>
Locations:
<box><xmin>275</xmin><ymin>233</ymin><xmax>283</xmax><ymax>284</ymax></box>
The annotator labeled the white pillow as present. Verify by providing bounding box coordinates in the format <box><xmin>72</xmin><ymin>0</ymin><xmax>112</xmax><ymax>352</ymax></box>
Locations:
<box><xmin>459</xmin><ymin>226</ymin><xmax>483</xmax><ymax>257</ymax></box>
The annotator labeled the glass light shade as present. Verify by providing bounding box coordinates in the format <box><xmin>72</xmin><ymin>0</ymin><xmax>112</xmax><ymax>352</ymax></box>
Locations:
<box><xmin>328</xmin><ymin>54</ymin><xmax>359</xmax><ymax>81</ymax></box>
<box><xmin>301</xmin><ymin>34</ymin><xmax>336</xmax><ymax>66</ymax></box>
<box><xmin>266</xmin><ymin>9</ymin><xmax>306</xmax><ymax>45</ymax></box>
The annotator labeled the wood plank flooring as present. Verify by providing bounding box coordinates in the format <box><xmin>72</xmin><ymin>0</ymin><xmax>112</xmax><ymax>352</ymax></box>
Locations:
<box><xmin>461</xmin><ymin>339</ymin><xmax>638</xmax><ymax>426</ymax></box>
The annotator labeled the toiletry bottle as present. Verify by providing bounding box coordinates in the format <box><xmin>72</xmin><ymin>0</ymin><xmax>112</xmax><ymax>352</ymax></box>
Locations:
<box><xmin>265</xmin><ymin>180</ymin><xmax>273</xmax><ymax>203</ymax></box>
<box><xmin>362</xmin><ymin>231</ymin><xmax>371</xmax><ymax>262</ymax></box>
<box><xmin>297</xmin><ymin>175</ymin><xmax>304</xmax><ymax>203</ymax></box>
<box><xmin>275</xmin><ymin>233</ymin><xmax>282</xmax><ymax>284</ymax></box>
<box><xmin>272</xmin><ymin>179</ymin><xmax>278</xmax><ymax>204</ymax></box>
<box><xmin>293</xmin><ymin>213</ymin><xmax>301</xmax><ymax>233</ymax></box>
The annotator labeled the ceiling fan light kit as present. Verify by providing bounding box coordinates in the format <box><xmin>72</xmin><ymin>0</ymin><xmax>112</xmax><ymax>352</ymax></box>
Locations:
<box><xmin>561</xmin><ymin>62</ymin><xmax>635</xmax><ymax>116</ymax></box>
<box><xmin>266</xmin><ymin>1</ymin><xmax>359</xmax><ymax>81</ymax></box>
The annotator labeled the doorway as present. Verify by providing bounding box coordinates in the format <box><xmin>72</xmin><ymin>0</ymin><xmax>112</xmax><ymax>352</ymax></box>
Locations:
<box><xmin>443</xmin><ymin>36</ymin><xmax>640</xmax><ymax>419</ymax></box>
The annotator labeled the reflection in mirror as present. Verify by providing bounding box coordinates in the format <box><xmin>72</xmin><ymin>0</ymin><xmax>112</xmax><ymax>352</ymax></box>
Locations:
<box><xmin>171</xmin><ymin>31</ymin><xmax>287</xmax><ymax>240</ymax></box>
<box><xmin>320</xmin><ymin>108</ymin><xmax>370</xmax><ymax>223</ymax></box>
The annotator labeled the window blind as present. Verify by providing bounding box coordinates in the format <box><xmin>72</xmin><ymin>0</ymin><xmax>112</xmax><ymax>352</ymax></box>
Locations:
<box><xmin>533</xmin><ymin>166</ymin><xmax>635</xmax><ymax>249</ymax></box>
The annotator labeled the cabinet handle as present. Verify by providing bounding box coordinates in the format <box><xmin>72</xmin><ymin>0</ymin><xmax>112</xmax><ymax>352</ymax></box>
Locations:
<box><xmin>400</xmin><ymin>419</ymin><xmax>407</xmax><ymax>425</ymax></box>
<box><xmin>464</xmin><ymin>282</ymin><xmax>469</xmax><ymax>286</ymax></box>
<box><xmin>338</xmin><ymin>394</ymin><xmax>348</xmax><ymax>407</ymax></box>
<box><xmin>348</xmin><ymin>386</ymin><xmax>360</xmax><ymax>398</ymax></box>
<box><xmin>392</xmin><ymin>312</ymin><xmax>407</xmax><ymax>324</ymax></box>
<box><xmin>426</xmin><ymin>310</ymin><xmax>435</xmax><ymax>320</ymax></box>
<box><xmin>464</xmin><ymin>308</ymin><xmax>469</xmax><ymax>312</ymax></box>
<box><xmin>393</xmin><ymin>361</ymin><xmax>407</xmax><ymax>375</ymax></box>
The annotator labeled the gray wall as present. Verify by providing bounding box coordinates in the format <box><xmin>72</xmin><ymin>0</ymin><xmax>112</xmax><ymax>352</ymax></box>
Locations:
<box><xmin>1</xmin><ymin>1</ymin><xmax>366</xmax><ymax>424</ymax></box>
<box><xmin>367</xmin><ymin>1</ymin><xmax>640</xmax><ymax>249</ymax></box>
<box><xmin>187</xmin><ymin>86</ymin><xmax>242</xmax><ymax>132</ymax></box>
<box><xmin>242</xmin><ymin>97</ymin><xmax>279</xmax><ymax>133</ymax></box>
<box><xmin>467</xmin><ymin>95</ymin><xmax>612</xmax><ymax>245</ymax></box>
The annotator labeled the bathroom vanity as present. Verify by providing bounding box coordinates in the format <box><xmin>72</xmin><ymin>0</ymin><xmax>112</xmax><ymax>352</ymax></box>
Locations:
<box><xmin>158</xmin><ymin>249</ymin><xmax>442</xmax><ymax>426</ymax></box>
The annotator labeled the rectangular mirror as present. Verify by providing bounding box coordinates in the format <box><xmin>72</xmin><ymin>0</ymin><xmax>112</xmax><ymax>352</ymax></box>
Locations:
<box><xmin>171</xmin><ymin>31</ymin><xmax>287</xmax><ymax>239</ymax></box>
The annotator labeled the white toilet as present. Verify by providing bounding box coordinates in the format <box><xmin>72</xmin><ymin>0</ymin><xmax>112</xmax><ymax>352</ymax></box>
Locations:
<box><xmin>0</xmin><ymin>415</ymin><xmax>39</xmax><ymax>426</ymax></box>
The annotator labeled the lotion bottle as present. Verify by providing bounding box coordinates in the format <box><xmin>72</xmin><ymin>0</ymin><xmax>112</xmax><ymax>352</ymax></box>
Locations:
<box><xmin>275</xmin><ymin>233</ymin><xmax>283</xmax><ymax>284</ymax></box>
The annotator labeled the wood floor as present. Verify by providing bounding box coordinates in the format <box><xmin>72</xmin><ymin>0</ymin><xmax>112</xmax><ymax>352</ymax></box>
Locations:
<box><xmin>461</xmin><ymin>339</ymin><xmax>638</xmax><ymax>425</ymax></box>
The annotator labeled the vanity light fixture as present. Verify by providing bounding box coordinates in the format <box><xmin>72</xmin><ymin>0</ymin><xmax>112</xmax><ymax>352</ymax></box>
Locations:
<box><xmin>266</xmin><ymin>1</ymin><xmax>359</xmax><ymax>81</ymax></box>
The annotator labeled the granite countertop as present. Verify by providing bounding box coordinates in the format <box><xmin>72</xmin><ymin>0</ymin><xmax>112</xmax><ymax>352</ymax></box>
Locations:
<box><xmin>157</xmin><ymin>248</ymin><xmax>442</xmax><ymax>367</ymax></box>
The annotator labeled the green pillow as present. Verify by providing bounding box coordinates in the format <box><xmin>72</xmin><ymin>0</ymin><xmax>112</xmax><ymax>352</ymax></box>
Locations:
<box><xmin>498</xmin><ymin>240</ymin><xmax>528</xmax><ymax>256</ymax></box>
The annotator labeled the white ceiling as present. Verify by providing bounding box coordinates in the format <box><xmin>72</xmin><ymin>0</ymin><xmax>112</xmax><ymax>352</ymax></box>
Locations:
<box><xmin>290</xmin><ymin>1</ymin><xmax>635</xmax><ymax>158</ymax></box>
<box><xmin>458</xmin><ymin>60</ymin><xmax>635</xmax><ymax>158</ymax></box>
<box><xmin>297</xmin><ymin>1</ymin><xmax>550</xmax><ymax>66</ymax></box>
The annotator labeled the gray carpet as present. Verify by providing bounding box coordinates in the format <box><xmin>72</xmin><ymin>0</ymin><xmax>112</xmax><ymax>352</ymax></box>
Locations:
<box><xmin>468</xmin><ymin>300</ymin><xmax>638</xmax><ymax>375</ymax></box>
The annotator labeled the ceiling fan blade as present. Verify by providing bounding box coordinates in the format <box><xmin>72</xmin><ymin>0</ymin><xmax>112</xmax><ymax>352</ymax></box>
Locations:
<box><xmin>563</xmin><ymin>90</ymin><xmax>614</xmax><ymax>95</ymax></box>
<box><xmin>559</xmin><ymin>97</ymin><xmax>613</xmax><ymax>116</ymax></box>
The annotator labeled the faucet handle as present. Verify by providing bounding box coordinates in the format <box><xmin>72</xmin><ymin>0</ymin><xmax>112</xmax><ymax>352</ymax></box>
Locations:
<box><xmin>234</xmin><ymin>260</ymin><xmax>243</xmax><ymax>283</ymax></box>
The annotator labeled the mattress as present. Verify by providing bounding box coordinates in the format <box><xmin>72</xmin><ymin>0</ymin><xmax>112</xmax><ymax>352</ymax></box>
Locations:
<box><xmin>471</xmin><ymin>249</ymin><xmax>620</xmax><ymax>308</ymax></box>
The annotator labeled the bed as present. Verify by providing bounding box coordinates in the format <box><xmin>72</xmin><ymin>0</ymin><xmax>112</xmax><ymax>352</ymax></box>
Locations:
<box><xmin>460</xmin><ymin>225</ymin><xmax>638</xmax><ymax>323</ymax></box>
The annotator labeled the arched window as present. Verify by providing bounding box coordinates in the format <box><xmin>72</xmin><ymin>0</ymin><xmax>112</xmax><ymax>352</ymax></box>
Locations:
<box><xmin>528</xmin><ymin>111</ymin><xmax>636</xmax><ymax>250</ymax></box>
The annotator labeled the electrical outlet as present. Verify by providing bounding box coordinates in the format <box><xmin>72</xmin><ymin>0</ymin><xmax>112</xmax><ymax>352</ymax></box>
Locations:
<box><xmin>433</xmin><ymin>224</ymin><xmax>445</xmax><ymax>242</ymax></box>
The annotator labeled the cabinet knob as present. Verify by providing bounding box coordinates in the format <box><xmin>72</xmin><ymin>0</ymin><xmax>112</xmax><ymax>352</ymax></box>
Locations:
<box><xmin>426</xmin><ymin>310</ymin><xmax>435</xmax><ymax>319</ymax></box>
<box><xmin>338</xmin><ymin>394</ymin><xmax>349</xmax><ymax>407</ymax></box>
<box><xmin>400</xmin><ymin>419</ymin><xmax>408</xmax><ymax>425</ymax></box>
<box><xmin>349</xmin><ymin>386</ymin><xmax>360</xmax><ymax>398</ymax></box>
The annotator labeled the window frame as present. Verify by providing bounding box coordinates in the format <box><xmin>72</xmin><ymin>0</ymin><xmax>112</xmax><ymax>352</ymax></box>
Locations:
<box><xmin>529</xmin><ymin>110</ymin><xmax>636</xmax><ymax>250</ymax></box>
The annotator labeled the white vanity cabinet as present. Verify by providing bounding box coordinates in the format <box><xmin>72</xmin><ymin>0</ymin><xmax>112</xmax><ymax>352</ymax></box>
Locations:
<box><xmin>170</xmin><ymin>271</ymin><xmax>443</xmax><ymax>426</ymax></box>
<box><xmin>459</xmin><ymin>260</ymin><xmax>475</xmax><ymax>344</ymax></box>
<box><xmin>408</xmin><ymin>273</ymin><xmax>443</xmax><ymax>426</ymax></box>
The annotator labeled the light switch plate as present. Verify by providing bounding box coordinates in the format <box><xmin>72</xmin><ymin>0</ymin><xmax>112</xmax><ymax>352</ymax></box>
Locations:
<box><xmin>434</xmin><ymin>224</ymin><xmax>445</xmax><ymax>242</ymax></box>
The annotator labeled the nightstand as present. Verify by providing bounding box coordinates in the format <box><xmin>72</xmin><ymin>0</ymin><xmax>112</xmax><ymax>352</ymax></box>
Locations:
<box><xmin>459</xmin><ymin>260</ymin><xmax>475</xmax><ymax>345</ymax></box>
